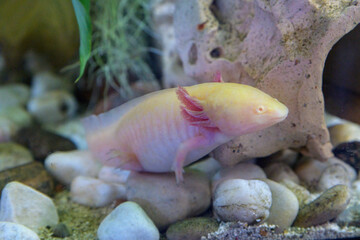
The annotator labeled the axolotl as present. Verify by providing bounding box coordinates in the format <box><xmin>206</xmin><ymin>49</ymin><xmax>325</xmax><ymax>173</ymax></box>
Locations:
<box><xmin>83</xmin><ymin>75</ymin><xmax>288</xmax><ymax>182</ymax></box>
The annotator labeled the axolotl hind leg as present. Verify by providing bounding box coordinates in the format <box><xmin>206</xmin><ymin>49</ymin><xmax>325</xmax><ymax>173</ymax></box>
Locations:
<box><xmin>106</xmin><ymin>149</ymin><xmax>143</xmax><ymax>171</ymax></box>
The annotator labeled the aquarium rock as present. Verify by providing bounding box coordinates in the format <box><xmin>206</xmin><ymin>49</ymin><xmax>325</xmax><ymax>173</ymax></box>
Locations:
<box><xmin>317</xmin><ymin>164</ymin><xmax>351</xmax><ymax>191</ymax></box>
<box><xmin>280</xmin><ymin>179</ymin><xmax>311</xmax><ymax>208</ymax></box>
<box><xmin>98</xmin><ymin>166</ymin><xmax>131</xmax><ymax>185</ymax></box>
<box><xmin>295</xmin><ymin>157</ymin><xmax>356</xmax><ymax>191</ymax></box>
<box><xmin>211</xmin><ymin>163</ymin><xmax>266</xmax><ymax>193</ymax></box>
<box><xmin>329</xmin><ymin>123</ymin><xmax>360</xmax><ymax>147</ymax></box>
<box><xmin>0</xmin><ymin>181</ymin><xmax>59</xmax><ymax>231</ymax></box>
<box><xmin>0</xmin><ymin>221</ymin><xmax>40</xmax><ymax>240</ymax></box>
<box><xmin>0</xmin><ymin>106</ymin><xmax>32</xmax><ymax>129</ymax></box>
<box><xmin>166</xmin><ymin>217</ymin><xmax>219</xmax><ymax>240</ymax></box>
<box><xmin>70</xmin><ymin>176</ymin><xmax>126</xmax><ymax>208</ymax></box>
<box><xmin>263</xmin><ymin>162</ymin><xmax>300</xmax><ymax>184</ymax></box>
<box><xmin>213</xmin><ymin>179</ymin><xmax>272</xmax><ymax>223</ymax></box>
<box><xmin>126</xmin><ymin>171</ymin><xmax>210</xmax><ymax>230</ymax></box>
<box><xmin>187</xmin><ymin>157</ymin><xmax>222</xmax><ymax>180</ymax></box>
<box><xmin>337</xmin><ymin>193</ymin><xmax>360</xmax><ymax>228</ymax></box>
<box><xmin>13</xmin><ymin>126</ymin><xmax>76</xmax><ymax>161</ymax></box>
<box><xmin>261</xmin><ymin>179</ymin><xmax>299</xmax><ymax>230</ymax></box>
<box><xmin>0</xmin><ymin>116</ymin><xmax>16</xmax><ymax>142</ymax></box>
<box><xmin>0</xmin><ymin>84</ymin><xmax>30</xmax><ymax>110</ymax></box>
<box><xmin>293</xmin><ymin>184</ymin><xmax>351</xmax><ymax>227</ymax></box>
<box><xmin>151</xmin><ymin>0</ymin><xmax>197</xmax><ymax>88</ymax></box>
<box><xmin>333</xmin><ymin>141</ymin><xmax>360</xmax><ymax>171</ymax></box>
<box><xmin>0</xmin><ymin>142</ymin><xmax>34</xmax><ymax>171</ymax></box>
<box><xmin>98</xmin><ymin>201</ymin><xmax>159</xmax><ymax>240</ymax></box>
<box><xmin>27</xmin><ymin>90</ymin><xmax>77</xmax><ymax>124</ymax></box>
<box><xmin>45</xmin><ymin>119</ymin><xmax>87</xmax><ymax>150</ymax></box>
<box><xmin>45</xmin><ymin>150</ymin><xmax>102</xmax><ymax>186</ymax></box>
<box><xmin>31</xmin><ymin>71</ymin><xmax>74</xmax><ymax>97</ymax></box>
<box><xmin>174</xmin><ymin>0</ymin><xmax>360</xmax><ymax>165</ymax></box>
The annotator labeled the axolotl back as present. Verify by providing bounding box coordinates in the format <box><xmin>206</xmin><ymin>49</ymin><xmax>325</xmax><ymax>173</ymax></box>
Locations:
<box><xmin>83</xmin><ymin>82</ymin><xmax>288</xmax><ymax>182</ymax></box>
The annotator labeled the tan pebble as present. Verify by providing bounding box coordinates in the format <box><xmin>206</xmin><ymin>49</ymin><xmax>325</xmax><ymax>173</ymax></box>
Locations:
<box><xmin>262</xmin><ymin>179</ymin><xmax>299</xmax><ymax>230</ymax></box>
<box><xmin>264</xmin><ymin>162</ymin><xmax>299</xmax><ymax>184</ymax></box>
<box><xmin>293</xmin><ymin>185</ymin><xmax>351</xmax><ymax>227</ymax></box>
<box><xmin>280</xmin><ymin>179</ymin><xmax>311</xmax><ymax>208</ymax></box>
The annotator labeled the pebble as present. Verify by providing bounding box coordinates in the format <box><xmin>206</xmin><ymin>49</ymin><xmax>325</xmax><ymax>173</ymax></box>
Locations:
<box><xmin>166</xmin><ymin>217</ymin><xmax>219</xmax><ymax>240</ymax></box>
<box><xmin>211</xmin><ymin>163</ymin><xmax>266</xmax><ymax>193</ymax></box>
<box><xmin>46</xmin><ymin>119</ymin><xmax>87</xmax><ymax>149</ymax></box>
<box><xmin>329</xmin><ymin>123</ymin><xmax>360</xmax><ymax>146</ymax></box>
<box><xmin>31</xmin><ymin>71</ymin><xmax>73</xmax><ymax>97</ymax></box>
<box><xmin>71</xmin><ymin>176</ymin><xmax>126</xmax><ymax>207</ymax></box>
<box><xmin>0</xmin><ymin>182</ymin><xmax>59</xmax><ymax>231</ymax></box>
<box><xmin>0</xmin><ymin>162</ymin><xmax>54</xmax><ymax>196</ymax></box>
<box><xmin>187</xmin><ymin>157</ymin><xmax>222</xmax><ymax>179</ymax></box>
<box><xmin>126</xmin><ymin>171</ymin><xmax>211</xmax><ymax>230</ymax></box>
<box><xmin>52</xmin><ymin>223</ymin><xmax>71</xmax><ymax>238</ymax></box>
<box><xmin>27</xmin><ymin>90</ymin><xmax>77</xmax><ymax>124</ymax></box>
<box><xmin>262</xmin><ymin>179</ymin><xmax>299</xmax><ymax>230</ymax></box>
<box><xmin>0</xmin><ymin>142</ymin><xmax>34</xmax><ymax>171</ymax></box>
<box><xmin>264</xmin><ymin>162</ymin><xmax>300</xmax><ymax>184</ymax></box>
<box><xmin>213</xmin><ymin>179</ymin><xmax>272</xmax><ymax>223</ymax></box>
<box><xmin>293</xmin><ymin>185</ymin><xmax>351</xmax><ymax>227</ymax></box>
<box><xmin>294</xmin><ymin>157</ymin><xmax>356</xmax><ymax>191</ymax></box>
<box><xmin>0</xmin><ymin>116</ymin><xmax>17</xmax><ymax>142</ymax></box>
<box><xmin>13</xmin><ymin>126</ymin><xmax>76</xmax><ymax>161</ymax></box>
<box><xmin>97</xmin><ymin>201</ymin><xmax>159</xmax><ymax>240</ymax></box>
<box><xmin>280</xmin><ymin>179</ymin><xmax>311</xmax><ymax>208</ymax></box>
<box><xmin>45</xmin><ymin>150</ymin><xmax>102</xmax><ymax>185</ymax></box>
<box><xmin>333</xmin><ymin>141</ymin><xmax>360</xmax><ymax>171</ymax></box>
<box><xmin>0</xmin><ymin>84</ymin><xmax>30</xmax><ymax>110</ymax></box>
<box><xmin>0</xmin><ymin>222</ymin><xmax>40</xmax><ymax>240</ymax></box>
<box><xmin>0</xmin><ymin>106</ymin><xmax>32</xmax><ymax>129</ymax></box>
<box><xmin>98</xmin><ymin>166</ymin><xmax>131</xmax><ymax>185</ymax></box>
<box><xmin>317</xmin><ymin>164</ymin><xmax>351</xmax><ymax>191</ymax></box>
<box><xmin>258</xmin><ymin>149</ymin><xmax>299</xmax><ymax>166</ymax></box>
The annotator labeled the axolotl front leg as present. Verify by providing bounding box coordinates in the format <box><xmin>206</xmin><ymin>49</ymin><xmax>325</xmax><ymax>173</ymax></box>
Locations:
<box><xmin>172</xmin><ymin>135</ymin><xmax>211</xmax><ymax>183</ymax></box>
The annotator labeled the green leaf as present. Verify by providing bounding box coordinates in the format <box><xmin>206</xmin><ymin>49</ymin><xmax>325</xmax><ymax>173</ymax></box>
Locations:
<box><xmin>72</xmin><ymin>0</ymin><xmax>92</xmax><ymax>82</ymax></box>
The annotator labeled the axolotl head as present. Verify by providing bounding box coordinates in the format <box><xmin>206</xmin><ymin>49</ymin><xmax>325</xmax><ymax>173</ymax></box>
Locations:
<box><xmin>203</xmin><ymin>83</ymin><xmax>289</xmax><ymax>136</ymax></box>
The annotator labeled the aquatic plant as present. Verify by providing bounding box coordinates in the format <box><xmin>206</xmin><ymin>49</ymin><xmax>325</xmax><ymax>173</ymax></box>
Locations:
<box><xmin>72</xmin><ymin>0</ymin><xmax>156</xmax><ymax>98</ymax></box>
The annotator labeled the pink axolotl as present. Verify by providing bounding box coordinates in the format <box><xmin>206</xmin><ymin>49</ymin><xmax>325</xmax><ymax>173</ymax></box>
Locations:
<box><xmin>83</xmin><ymin>74</ymin><xmax>288</xmax><ymax>182</ymax></box>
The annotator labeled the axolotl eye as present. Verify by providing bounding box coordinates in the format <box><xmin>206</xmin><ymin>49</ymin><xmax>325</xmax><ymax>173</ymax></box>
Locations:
<box><xmin>255</xmin><ymin>105</ymin><xmax>267</xmax><ymax>114</ymax></box>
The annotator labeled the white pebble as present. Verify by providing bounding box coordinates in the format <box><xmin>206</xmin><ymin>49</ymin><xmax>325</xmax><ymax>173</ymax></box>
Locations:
<box><xmin>262</xmin><ymin>179</ymin><xmax>299</xmax><ymax>230</ymax></box>
<box><xmin>27</xmin><ymin>90</ymin><xmax>77</xmax><ymax>124</ymax></box>
<box><xmin>0</xmin><ymin>222</ymin><xmax>40</xmax><ymax>240</ymax></box>
<box><xmin>31</xmin><ymin>71</ymin><xmax>73</xmax><ymax>97</ymax></box>
<box><xmin>213</xmin><ymin>179</ymin><xmax>272</xmax><ymax>223</ymax></box>
<box><xmin>46</xmin><ymin>119</ymin><xmax>87</xmax><ymax>149</ymax></box>
<box><xmin>212</xmin><ymin>163</ymin><xmax>266</xmax><ymax>193</ymax></box>
<box><xmin>0</xmin><ymin>182</ymin><xmax>59</xmax><ymax>231</ymax></box>
<box><xmin>317</xmin><ymin>164</ymin><xmax>351</xmax><ymax>191</ymax></box>
<box><xmin>98</xmin><ymin>166</ymin><xmax>131</xmax><ymax>184</ymax></box>
<box><xmin>71</xmin><ymin>176</ymin><xmax>126</xmax><ymax>207</ymax></box>
<box><xmin>98</xmin><ymin>201</ymin><xmax>159</xmax><ymax>240</ymax></box>
<box><xmin>45</xmin><ymin>150</ymin><xmax>102</xmax><ymax>185</ymax></box>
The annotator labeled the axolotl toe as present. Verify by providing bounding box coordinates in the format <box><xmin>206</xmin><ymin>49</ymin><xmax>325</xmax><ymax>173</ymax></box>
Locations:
<box><xmin>82</xmin><ymin>74</ymin><xmax>288</xmax><ymax>183</ymax></box>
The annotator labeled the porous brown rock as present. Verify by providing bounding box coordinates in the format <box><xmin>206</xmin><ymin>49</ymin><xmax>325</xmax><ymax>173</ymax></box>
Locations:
<box><xmin>174</xmin><ymin>0</ymin><xmax>360</xmax><ymax>166</ymax></box>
